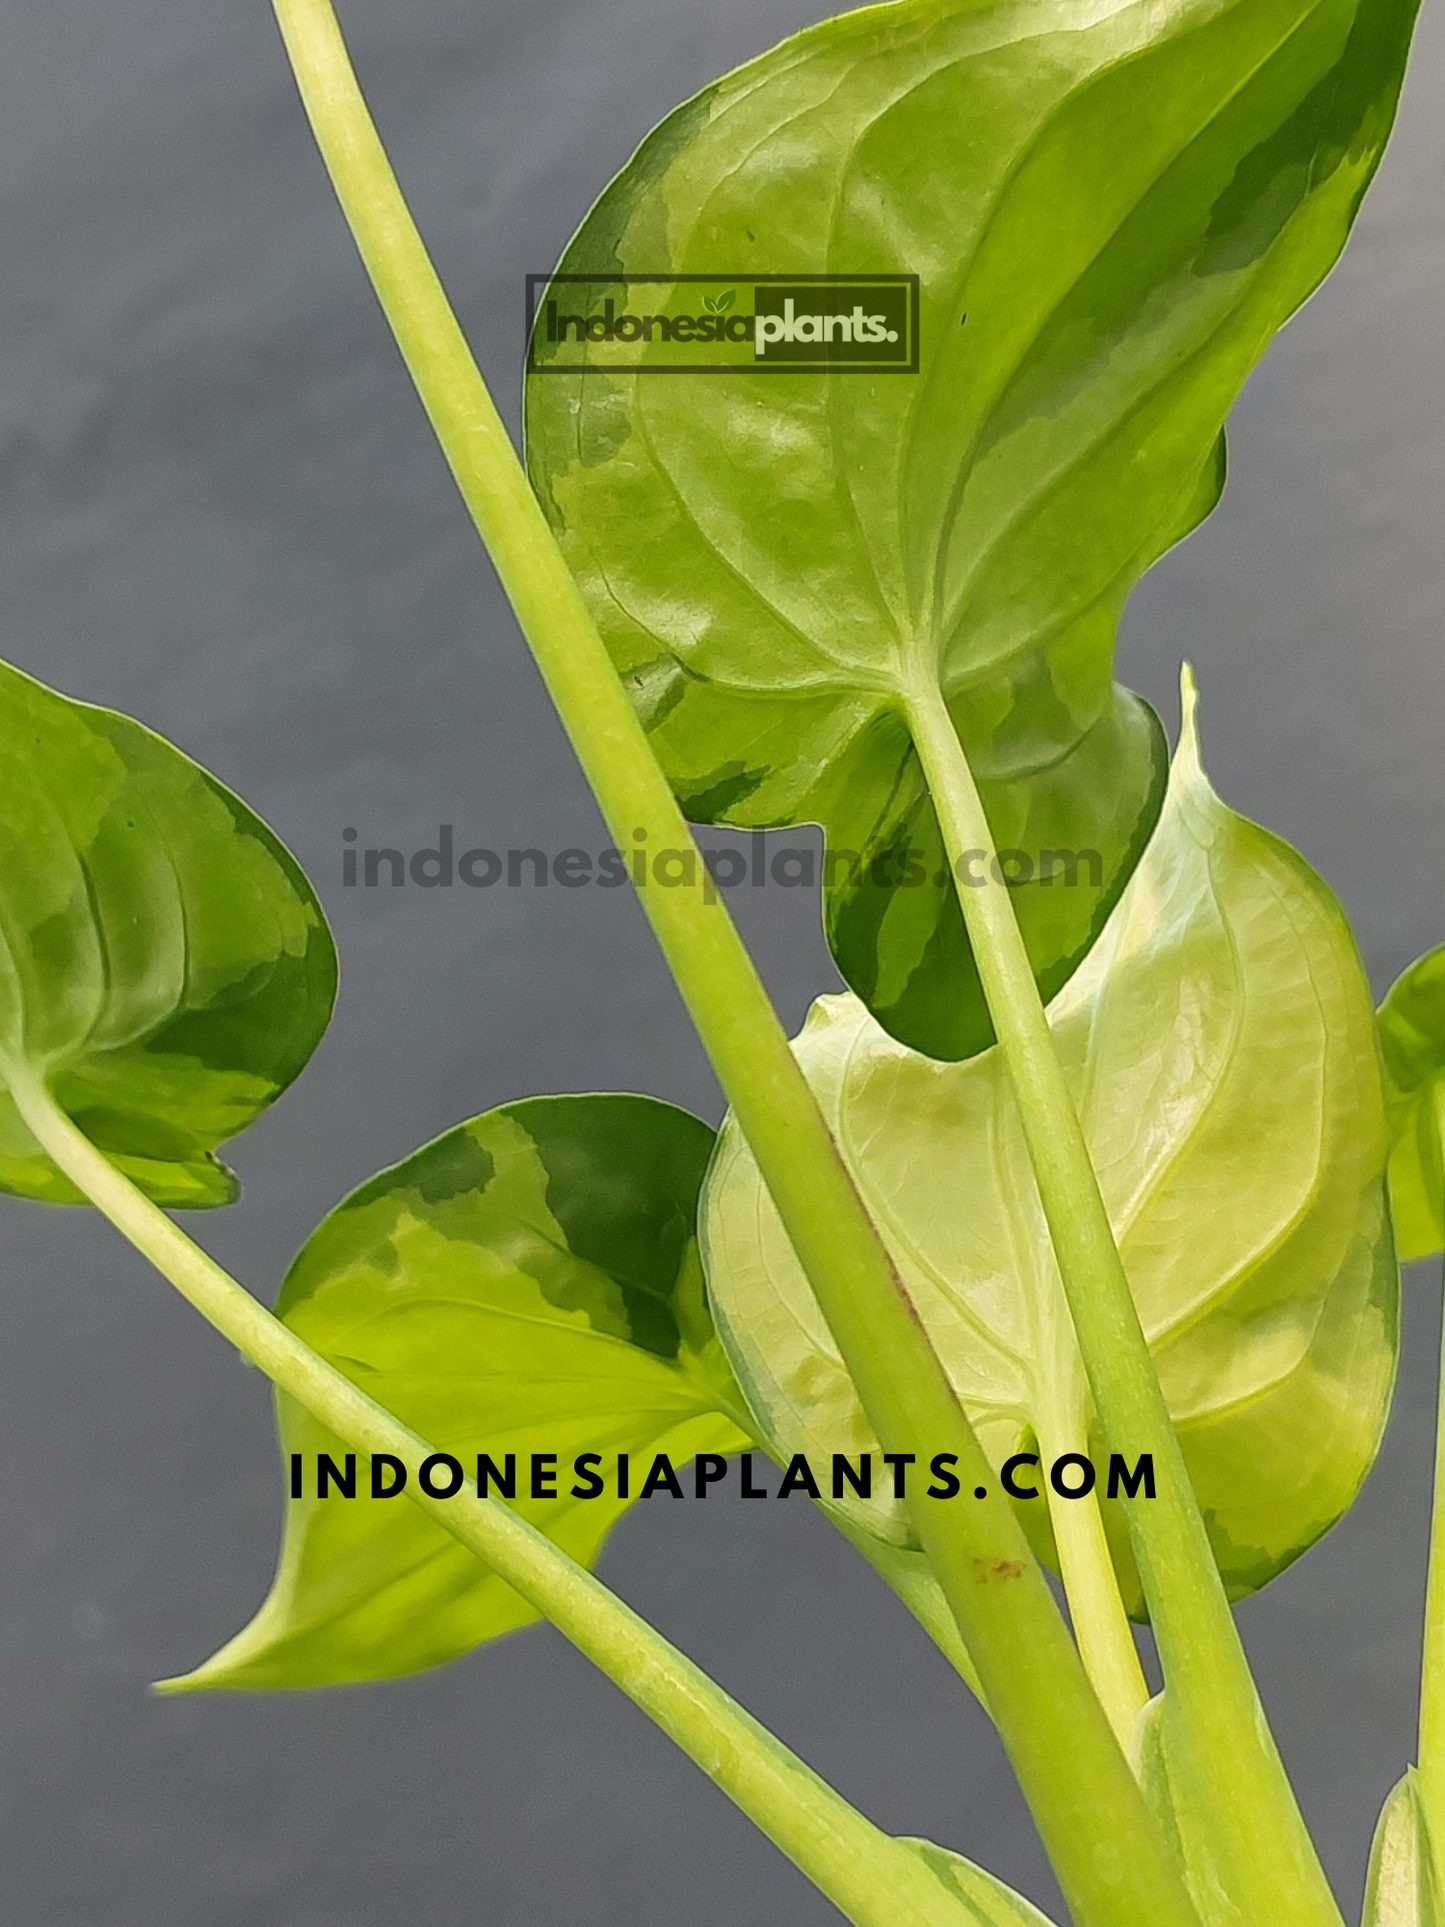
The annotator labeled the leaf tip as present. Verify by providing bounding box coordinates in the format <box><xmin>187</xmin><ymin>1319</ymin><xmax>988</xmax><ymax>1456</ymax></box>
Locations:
<box><xmin>151</xmin><ymin>1649</ymin><xmax>252</xmax><ymax>1696</ymax></box>
<box><xmin>1176</xmin><ymin>663</ymin><xmax>1206</xmax><ymax>786</ymax></box>
<box><xmin>150</xmin><ymin>1667</ymin><xmax>206</xmax><ymax>1697</ymax></box>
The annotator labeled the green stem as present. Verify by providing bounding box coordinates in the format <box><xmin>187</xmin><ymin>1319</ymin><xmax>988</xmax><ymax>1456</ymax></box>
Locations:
<box><xmin>1035</xmin><ymin>1413</ymin><xmax>1148</xmax><ymax>1746</ymax></box>
<box><xmin>8</xmin><ymin>1068</ymin><xmax>975</xmax><ymax>1927</ymax></box>
<box><xmin>1414</xmin><ymin>1086</ymin><xmax>1445</xmax><ymax>1874</ymax></box>
<box><xmin>903</xmin><ymin>678</ymin><xmax>1343</xmax><ymax>1927</ymax></box>
<box><xmin>263</xmin><ymin>7</ymin><xmax>1203</xmax><ymax>1923</ymax></box>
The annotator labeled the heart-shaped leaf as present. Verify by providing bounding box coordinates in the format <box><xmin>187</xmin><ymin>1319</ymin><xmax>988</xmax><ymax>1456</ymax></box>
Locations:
<box><xmin>702</xmin><ymin>679</ymin><xmax>1395</xmax><ymax>1611</ymax></box>
<box><xmin>525</xmin><ymin>0</ymin><xmax>1415</xmax><ymax>1061</ymax></box>
<box><xmin>169</xmin><ymin>1094</ymin><xmax>750</xmax><ymax>1690</ymax></box>
<box><xmin>0</xmin><ymin>660</ymin><xmax>335</xmax><ymax>1207</ymax></box>
<box><xmin>1364</xmin><ymin>1772</ymin><xmax>1441</xmax><ymax>1927</ymax></box>
<box><xmin>1378</xmin><ymin>948</ymin><xmax>1445</xmax><ymax>1262</ymax></box>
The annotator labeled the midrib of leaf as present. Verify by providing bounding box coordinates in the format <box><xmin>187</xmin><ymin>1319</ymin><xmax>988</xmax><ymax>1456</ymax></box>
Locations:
<box><xmin>830</xmin><ymin>1013</ymin><xmax>1035</xmax><ymax>1385</ymax></box>
<box><xmin>75</xmin><ymin>768</ymin><xmax>195</xmax><ymax>1060</ymax></box>
<box><xmin>628</xmin><ymin>0</ymin><xmax>1180</xmax><ymax>682</ymax></box>
<box><xmin>663</xmin><ymin>0</ymin><xmax>1177</xmax><ymax>673</ymax></box>
<box><xmin>826</xmin><ymin>999</ymin><xmax>1114</xmax><ymax>1448</ymax></box>
<box><xmin>321</xmin><ymin>1349</ymin><xmax>715</xmax><ymax>1403</ymax></box>
<box><xmin>1118</xmin><ymin>901</ymin><xmax>1347</xmax><ymax>1357</ymax></box>
<box><xmin>0</xmin><ymin>752</ymin><xmax>105</xmax><ymax>1071</ymax></box>
<box><xmin>628</xmin><ymin>392</ymin><xmax>904</xmax><ymax>692</ymax></box>
<box><xmin>298</xmin><ymin>1283</ymin><xmax>701</xmax><ymax>1370</ymax></box>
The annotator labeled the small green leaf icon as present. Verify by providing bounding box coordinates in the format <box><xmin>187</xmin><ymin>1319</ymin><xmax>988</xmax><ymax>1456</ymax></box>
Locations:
<box><xmin>715</xmin><ymin>287</ymin><xmax>735</xmax><ymax>313</ymax></box>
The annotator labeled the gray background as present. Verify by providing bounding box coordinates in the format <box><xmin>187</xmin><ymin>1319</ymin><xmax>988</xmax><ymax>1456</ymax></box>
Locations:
<box><xmin>0</xmin><ymin>0</ymin><xmax>1441</xmax><ymax>1920</ymax></box>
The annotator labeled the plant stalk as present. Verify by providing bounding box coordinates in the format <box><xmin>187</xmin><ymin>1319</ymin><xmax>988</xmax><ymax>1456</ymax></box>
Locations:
<box><xmin>1035</xmin><ymin>1414</ymin><xmax>1149</xmax><ymax>1745</ymax></box>
<box><xmin>1414</xmin><ymin>1085</ymin><xmax>1445</xmax><ymax>1881</ymax></box>
<box><xmin>262</xmin><ymin>7</ymin><xmax>1205</xmax><ymax>1923</ymax></box>
<box><xmin>6</xmin><ymin>1067</ymin><xmax>983</xmax><ymax>1927</ymax></box>
<box><xmin>903</xmin><ymin>677</ymin><xmax>1344</xmax><ymax>1927</ymax></box>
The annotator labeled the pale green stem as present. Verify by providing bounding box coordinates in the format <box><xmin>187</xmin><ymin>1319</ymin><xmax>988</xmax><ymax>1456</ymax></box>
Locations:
<box><xmin>1031</xmin><ymin>1237</ymin><xmax>1146</xmax><ymax>1743</ymax></box>
<box><xmin>903</xmin><ymin>678</ymin><xmax>1343</xmax><ymax>1927</ymax></box>
<box><xmin>1415</xmin><ymin>1085</ymin><xmax>1445</xmax><ymax>1879</ymax></box>
<box><xmin>1034</xmin><ymin>1413</ymin><xmax>1149</xmax><ymax>1747</ymax></box>
<box><xmin>7</xmin><ymin>1067</ymin><xmax>982</xmax><ymax>1927</ymax></box>
<box><xmin>260</xmin><ymin>8</ymin><xmax>1206</xmax><ymax>1923</ymax></box>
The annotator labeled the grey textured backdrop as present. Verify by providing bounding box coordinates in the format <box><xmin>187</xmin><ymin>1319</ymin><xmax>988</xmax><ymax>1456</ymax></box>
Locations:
<box><xmin>0</xmin><ymin>1</ymin><xmax>1442</xmax><ymax>1922</ymax></box>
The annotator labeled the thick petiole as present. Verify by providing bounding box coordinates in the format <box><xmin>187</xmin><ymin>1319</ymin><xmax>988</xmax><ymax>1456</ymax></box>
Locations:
<box><xmin>1035</xmin><ymin>1417</ymin><xmax>1149</xmax><ymax>1746</ymax></box>
<box><xmin>1413</xmin><ymin>1085</ymin><xmax>1445</xmax><ymax>1883</ymax></box>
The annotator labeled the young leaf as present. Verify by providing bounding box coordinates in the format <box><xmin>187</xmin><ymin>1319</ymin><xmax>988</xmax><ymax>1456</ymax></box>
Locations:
<box><xmin>1134</xmin><ymin>1690</ymin><xmax>1272</xmax><ymax>1926</ymax></box>
<box><xmin>1364</xmin><ymin>1772</ymin><xmax>1441</xmax><ymax>1927</ymax></box>
<box><xmin>0</xmin><ymin>660</ymin><xmax>335</xmax><ymax>1207</ymax></box>
<box><xmin>1378</xmin><ymin>947</ymin><xmax>1445</xmax><ymax>1261</ymax></box>
<box><xmin>902</xmin><ymin>1838</ymin><xmax>1058</xmax><ymax>1926</ymax></box>
<box><xmin>169</xmin><ymin>1094</ymin><xmax>750</xmax><ymax>1690</ymax></box>
<box><xmin>525</xmin><ymin>0</ymin><xmax>1416</xmax><ymax>1062</ymax></box>
<box><xmin>702</xmin><ymin>681</ymin><xmax>1396</xmax><ymax>1613</ymax></box>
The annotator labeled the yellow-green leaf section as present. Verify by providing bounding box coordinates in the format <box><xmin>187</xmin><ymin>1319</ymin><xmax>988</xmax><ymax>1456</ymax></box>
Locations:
<box><xmin>170</xmin><ymin>1094</ymin><xmax>749</xmax><ymax>1691</ymax></box>
<box><xmin>703</xmin><ymin>678</ymin><xmax>1395</xmax><ymax>1614</ymax></box>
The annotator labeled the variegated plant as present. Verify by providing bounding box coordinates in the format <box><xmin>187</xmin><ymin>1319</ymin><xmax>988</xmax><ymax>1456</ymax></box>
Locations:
<box><xmin>1</xmin><ymin>0</ymin><xmax>1438</xmax><ymax>1922</ymax></box>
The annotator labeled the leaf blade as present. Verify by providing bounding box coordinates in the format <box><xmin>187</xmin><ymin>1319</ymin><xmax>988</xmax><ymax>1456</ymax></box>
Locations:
<box><xmin>1378</xmin><ymin>947</ymin><xmax>1445</xmax><ymax>1262</ymax></box>
<box><xmin>169</xmin><ymin>1093</ymin><xmax>751</xmax><ymax>1691</ymax></box>
<box><xmin>525</xmin><ymin>0</ymin><xmax>1417</xmax><ymax>1059</ymax></box>
<box><xmin>0</xmin><ymin>660</ymin><xmax>335</xmax><ymax>1206</ymax></box>
<box><xmin>703</xmin><ymin>679</ymin><xmax>1396</xmax><ymax>1612</ymax></box>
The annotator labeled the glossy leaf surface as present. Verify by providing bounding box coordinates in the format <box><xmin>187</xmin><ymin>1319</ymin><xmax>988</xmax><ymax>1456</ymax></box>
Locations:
<box><xmin>1378</xmin><ymin>946</ymin><xmax>1445</xmax><ymax>1261</ymax></box>
<box><xmin>1364</xmin><ymin>1772</ymin><xmax>1440</xmax><ymax>1927</ymax></box>
<box><xmin>704</xmin><ymin>685</ymin><xmax>1396</xmax><ymax>1611</ymax></box>
<box><xmin>525</xmin><ymin>0</ymin><xmax>1415</xmax><ymax>1060</ymax></box>
<box><xmin>173</xmin><ymin>1095</ymin><xmax>749</xmax><ymax>1690</ymax></box>
<box><xmin>0</xmin><ymin>660</ymin><xmax>335</xmax><ymax>1207</ymax></box>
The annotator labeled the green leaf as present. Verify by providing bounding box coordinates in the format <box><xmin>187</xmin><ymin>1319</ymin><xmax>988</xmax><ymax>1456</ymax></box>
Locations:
<box><xmin>901</xmin><ymin>1837</ymin><xmax>1058</xmax><ymax>1926</ymax></box>
<box><xmin>1378</xmin><ymin>948</ymin><xmax>1445</xmax><ymax>1262</ymax></box>
<box><xmin>1364</xmin><ymin>1772</ymin><xmax>1441</xmax><ymax>1927</ymax></box>
<box><xmin>168</xmin><ymin>1094</ymin><xmax>750</xmax><ymax>1690</ymax></box>
<box><xmin>0</xmin><ymin>660</ymin><xmax>335</xmax><ymax>1207</ymax></box>
<box><xmin>702</xmin><ymin>677</ymin><xmax>1396</xmax><ymax>1613</ymax></box>
<box><xmin>525</xmin><ymin>0</ymin><xmax>1416</xmax><ymax>1061</ymax></box>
